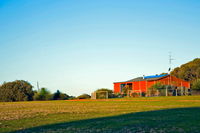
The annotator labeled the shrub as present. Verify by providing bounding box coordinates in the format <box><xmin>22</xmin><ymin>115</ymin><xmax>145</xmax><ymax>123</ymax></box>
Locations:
<box><xmin>77</xmin><ymin>94</ymin><xmax>91</xmax><ymax>99</ymax></box>
<box><xmin>131</xmin><ymin>92</ymin><xmax>140</xmax><ymax>97</ymax></box>
<box><xmin>113</xmin><ymin>93</ymin><xmax>123</xmax><ymax>98</ymax></box>
<box><xmin>141</xmin><ymin>92</ymin><xmax>146</xmax><ymax>97</ymax></box>
<box><xmin>68</xmin><ymin>96</ymin><xmax>76</xmax><ymax>100</ymax></box>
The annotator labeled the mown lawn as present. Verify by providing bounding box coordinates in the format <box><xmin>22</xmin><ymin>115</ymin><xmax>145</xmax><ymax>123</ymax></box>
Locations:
<box><xmin>1</xmin><ymin>96</ymin><xmax>200</xmax><ymax>133</ymax></box>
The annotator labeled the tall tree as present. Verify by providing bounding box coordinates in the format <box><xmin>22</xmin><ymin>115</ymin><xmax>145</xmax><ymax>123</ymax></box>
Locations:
<box><xmin>0</xmin><ymin>80</ymin><xmax>34</xmax><ymax>102</ymax></box>
<box><xmin>53</xmin><ymin>90</ymin><xmax>69</xmax><ymax>100</ymax></box>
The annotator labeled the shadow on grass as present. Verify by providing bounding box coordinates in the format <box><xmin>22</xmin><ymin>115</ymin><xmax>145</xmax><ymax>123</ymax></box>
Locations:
<box><xmin>11</xmin><ymin>107</ymin><xmax>200</xmax><ymax>133</ymax></box>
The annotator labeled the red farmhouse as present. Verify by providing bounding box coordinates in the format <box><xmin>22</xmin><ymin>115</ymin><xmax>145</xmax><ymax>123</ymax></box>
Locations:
<box><xmin>114</xmin><ymin>74</ymin><xmax>190</xmax><ymax>94</ymax></box>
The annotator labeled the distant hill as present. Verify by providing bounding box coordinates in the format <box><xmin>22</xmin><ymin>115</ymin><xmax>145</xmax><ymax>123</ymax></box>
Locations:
<box><xmin>171</xmin><ymin>58</ymin><xmax>200</xmax><ymax>83</ymax></box>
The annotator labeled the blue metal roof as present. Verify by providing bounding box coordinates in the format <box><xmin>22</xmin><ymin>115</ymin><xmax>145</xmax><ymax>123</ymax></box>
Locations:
<box><xmin>144</xmin><ymin>74</ymin><xmax>168</xmax><ymax>79</ymax></box>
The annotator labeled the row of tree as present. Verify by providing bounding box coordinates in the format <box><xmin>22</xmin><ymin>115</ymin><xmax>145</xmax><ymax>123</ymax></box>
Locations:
<box><xmin>0</xmin><ymin>80</ymin><xmax>114</xmax><ymax>102</ymax></box>
<box><xmin>0</xmin><ymin>80</ymin><xmax>75</xmax><ymax>102</ymax></box>
<box><xmin>33</xmin><ymin>88</ymin><xmax>73</xmax><ymax>101</ymax></box>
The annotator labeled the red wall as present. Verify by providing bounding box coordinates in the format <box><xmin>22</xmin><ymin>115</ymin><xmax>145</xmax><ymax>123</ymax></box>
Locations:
<box><xmin>113</xmin><ymin>75</ymin><xmax>190</xmax><ymax>93</ymax></box>
<box><xmin>114</xmin><ymin>83</ymin><xmax>121</xmax><ymax>93</ymax></box>
<box><xmin>133</xmin><ymin>81</ymin><xmax>147</xmax><ymax>92</ymax></box>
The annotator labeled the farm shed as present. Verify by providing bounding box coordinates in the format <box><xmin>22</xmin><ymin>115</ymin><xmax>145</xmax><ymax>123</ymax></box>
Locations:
<box><xmin>113</xmin><ymin>74</ymin><xmax>190</xmax><ymax>96</ymax></box>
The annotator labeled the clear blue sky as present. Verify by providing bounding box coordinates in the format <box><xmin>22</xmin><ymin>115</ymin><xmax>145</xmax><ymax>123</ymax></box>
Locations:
<box><xmin>0</xmin><ymin>0</ymin><xmax>200</xmax><ymax>96</ymax></box>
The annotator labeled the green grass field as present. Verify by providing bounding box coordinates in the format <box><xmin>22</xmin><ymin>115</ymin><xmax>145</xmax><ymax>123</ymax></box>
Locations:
<box><xmin>1</xmin><ymin>96</ymin><xmax>200</xmax><ymax>133</ymax></box>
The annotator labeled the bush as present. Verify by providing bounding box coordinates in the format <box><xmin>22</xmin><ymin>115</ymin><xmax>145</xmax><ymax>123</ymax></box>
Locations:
<box><xmin>0</xmin><ymin>80</ymin><xmax>34</xmax><ymax>102</ymax></box>
<box><xmin>159</xmin><ymin>89</ymin><xmax>166</xmax><ymax>96</ymax></box>
<box><xmin>131</xmin><ymin>92</ymin><xmax>140</xmax><ymax>97</ymax></box>
<box><xmin>68</xmin><ymin>96</ymin><xmax>76</xmax><ymax>100</ymax></box>
<box><xmin>192</xmin><ymin>79</ymin><xmax>200</xmax><ymax>90</ymax></box>
<box><xmin>113</xmin><ymin>93</ymin><xmax>123</xmax><ymax>98</ymax></box>
<box><xmin>33</xmin><ymin>88</ymin><xmax>52</xmax><ymax>101</ymax></box>
<box><xmin>141</xmin><ymin>92</ymin><xmax>146</xmax><ymax>97</ymax></box>
<box><xmin>77</xmin><ymin>94</ymin><xmax>91</xmax><ymax>99</ymax></box>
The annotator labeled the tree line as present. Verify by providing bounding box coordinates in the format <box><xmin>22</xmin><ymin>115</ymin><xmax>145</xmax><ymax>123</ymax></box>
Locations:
<box><xmin>0</xmin><ymin>80</ymin><xmax>75</xmax><ymax>102</ymax></box>
<box><xmin>0</xmin><ymin>80</ymin><xmax>114</xmax><ymax>102</ymax></box>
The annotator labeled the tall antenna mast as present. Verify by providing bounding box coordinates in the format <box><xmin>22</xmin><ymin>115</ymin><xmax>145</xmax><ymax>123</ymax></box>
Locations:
<box><xmin>37</xmin><ymin>81</ymin><xmax>40</xmax><ymax>90</ymax></box>
<box><xmin>168</xmin><ymin>52</ymin><xmax>174</xmax><ymax>73</ymax></box>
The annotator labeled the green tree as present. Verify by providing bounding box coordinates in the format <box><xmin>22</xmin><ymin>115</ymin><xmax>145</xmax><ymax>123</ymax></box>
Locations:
<box><xmin>171</xmin><ymin>58</ymin><xmax>200</xmax><ymax>82</ymax></box>
<box><xmin>152</xmin><ymin>82</ymin><xmax>165</xmax><ymax>90</ymax></box>
<box><xmin>148</xmin><ymin>82</ymin><xmax>165</xmax><ymax>96</ymax></box>
<box><xmin>33</xmin><ymin>88</ymin><xmax>52</xmax><ymax>101</ymax></box>
<box><xmin>53</xmin><ymin>90</ymin><xmax>61</xmax><ymax>100</ymax></box>
<box><xmin>192</xmin><ymin>79</ymin><xmax>200</xmax><ymax>90</ymax></box>
<box><xmin>53</xmin><ymin>90</ymin><xmax>69</xmax><ymax>100</ymax></box>
<box><xmin>0</xmin><ymin>80</ymin><xmax>34</xmax><ymax>102</ymax></box>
